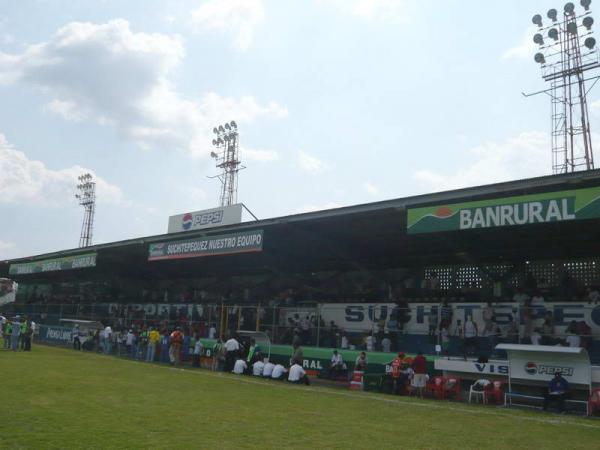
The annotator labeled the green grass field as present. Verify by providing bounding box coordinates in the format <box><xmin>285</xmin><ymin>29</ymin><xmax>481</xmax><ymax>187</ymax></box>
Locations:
<box><xmin>1</xmin><ymin>342</ymin><xmax>599</xmax><ymax>449</ymax></box>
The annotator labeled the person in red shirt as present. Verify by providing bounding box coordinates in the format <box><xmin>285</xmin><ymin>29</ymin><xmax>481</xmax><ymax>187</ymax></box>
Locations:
<box><xmin>411</xmin><ymin>350</ymin><xmax>427</xmax><ymax>398</ymax></box>
<box><xmin>169</xmin><ymin>327</ymin><xmax>183</xmax><ymax>365</ymax></box>
<box><xmin>391</xmin><ymin>352</ymin><xmax>406</xmax><ymax>395</ymax></box>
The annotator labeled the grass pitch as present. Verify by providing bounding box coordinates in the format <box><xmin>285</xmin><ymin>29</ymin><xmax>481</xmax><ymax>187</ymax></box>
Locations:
<box><xmin>1</xmin><ymin>342</ymin><xmax>599</xmax><ymax>449</ymax></box>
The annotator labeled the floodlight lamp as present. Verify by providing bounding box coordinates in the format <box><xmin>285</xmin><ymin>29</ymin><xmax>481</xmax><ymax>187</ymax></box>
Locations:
<box><xmin>534</xmin><ymin>33</ymin><xmax>545</xmax><ymax>45</ymax></box>
<box><xmin>565</xmin><ymin>2</ymin><xmax>575</xmax><ymax>14</ymax></box>
<box><xmin>532</xmin><ymin>14</ymin><xmax>543</xmax><ymax>27</ymax></box>
<box><xmin>210</xmin><ymin>151</ymin><xmax>218</xmax><ymax>158</ymax></box>
<box><xmin>213</xmin><ymin>127</ymin><xmax>218</xmax><ymax>134</ymax></box>
<box><xmin>567</xmin><ymin>21</ymin><xmax>578</xmax><ymax>33</ymax></box>
<box><xmin>212</xmin><ymin>139</ymin><xmax>217</xmax><ymax>146</ymax></box>
<box><xmin>582</xmin><ymin>0</ymin><xmax>592</xmax><ymax>11</ymax></box>
<box><xmin>230</xmin><ymin>120</ymin><xmax>237</xmax><ymax>128</ymax></box>
<box><xmin>225</xmin><ymin>123</ymin><xmax>231</xmax><ymax>130</ymax></box>
<box><xmin>534</xmin><ymin>52</ymin><xmax>546</xmax><ymax>63</ymax></box>
<box><xmin>583</xmin><ymin>16</ymin><xmax>594</xmax><ymax>29</ymax></box>
<box><xmin>548</xmin><ymin>8</ymin><xmax>558</xmax><ymax>21</ymax></box>
<box><xmin>549</xmin><ymin>28</ymin><xmax>559</xmax><ymax>40</ymax></box>
<box><xmin>218</xmin><ymin>138</ymin><xmax>224</xmax><ymax>145</ymax></box>
<box><xmin>218</xmin><ymin>125</ymin><xmax>225</xmax><ymax>132</ymax></box>
<box><xmin>585</xmin><ymin>36</ymin><xmax>597</xmax><ymax>48</ymax></box>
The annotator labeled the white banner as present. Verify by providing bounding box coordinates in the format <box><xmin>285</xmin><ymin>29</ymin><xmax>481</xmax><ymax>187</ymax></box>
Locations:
<box><xmin>319</xmin><ymin>302</ymin><xmax>600</xmax><ymax>335</ymax></box>
<box><xmin>167</xmin><ymin>204</ymin><xmax>243</xmax><ymax>233</ymax></box>
<box><xmin>0</xmin><ymin>278</ymin><xmax>17</xmax><ymax>306</ymax></box>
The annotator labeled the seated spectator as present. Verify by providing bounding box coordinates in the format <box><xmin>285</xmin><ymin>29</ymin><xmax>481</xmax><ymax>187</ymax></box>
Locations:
<box><xmin>288</xmin><ymin>361</ymin><xmax>310</xmax><ymax>385</ymax></box>
<box><xmin>232</xmin><ymin>357</ymin><xmax>248</xmax><ymax>375</ymax></box>
<box><xmin>541</xmin><ymin>317</ymin><xmax>555</xmax><ymax>345</ymax></box>
<box><xmin>263</xmin><ymin>361</ymin><xmax>275</xmax><ymax>378</ymax></box>
<box><xmin>543</xmin><ymin>371</ymin><xmax>569</xmax><ymax>413</ymax></box>
<box><xmin>530</xmin><ymin>328</ymin><xmax>542</xmax><ymax>346</ymax></box>
<box><xmin>271</xmin><ymin>363</ymin><xmax>288</xmax><ymax>380</ymax></box>
<box><xmin>355</xmin><ymin>351</ymin><xmax>368</xmax><ymax>371</ymax></box>
<box><xmin>381</xmin><ymin>333</ymin><xmax>392</xmax><ymax>353</ymax></box>
<box><xmin>329</xmin><ymin>350</ymin><xmax>347</xmax><ymax>379</ymax></box>
<box><xmin>252</xmin><ymin>358</ymin><xmax>265</xmax><ymax>376</ymax></box>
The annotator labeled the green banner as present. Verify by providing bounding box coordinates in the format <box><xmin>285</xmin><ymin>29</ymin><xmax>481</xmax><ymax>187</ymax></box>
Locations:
<box><xmin>148</xmin><ymin>230</ymin><xmax>264</xmax><ymax>261</ymax></box>
<box><xmin>9</xmin><ymin>253</ymin><xmax>97</xmax><ymax>275</ymax></box>
<box><xmin>407</xmin><ymin>186</ymin><xmax>600</xmax><ymax>234</ymax></box>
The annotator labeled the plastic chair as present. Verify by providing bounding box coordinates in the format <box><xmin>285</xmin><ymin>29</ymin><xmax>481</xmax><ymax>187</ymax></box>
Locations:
<box><xmin>444</xmin><ymin>376</ymin><xmax>462</xmax><ymax>400</ymax></box>
<box><xmin>485</xmin><ymin>380</ymin><xmax>506</xmax><ymax>405</ymax></box>
<box><xmin>468</xmin><ymin>379</ymin><xmax>491</xmax><ymax>404</ymax></box>
<box><xmin>588</xmin><ymin>388</ymin><xmax>600</xmax><ymax>416</ymax></box>
<box><xmin>427</xmin><ymin>376</ymin><xmax>446</xmax><ymax>399</ymax></box>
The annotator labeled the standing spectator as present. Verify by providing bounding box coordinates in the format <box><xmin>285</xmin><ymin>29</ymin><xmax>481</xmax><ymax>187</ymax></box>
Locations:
<box><xmin>365</xmin><ymin>332</ymin><xmax>376</xmax><ymax>352</ymax></box>
<box><xmin>340</xmin><ymin>331</ymin><xmax>349</xmax><ymax>350</ymax></box>
<box><xmin>208</xmin><ymin>323</ymin><xmax>217</xmax><ymax>339</ymax></box>
<box><xmin>440</xmin><ymin>300</ymin><xmax>453</xmax><ymax>329</ymax></box>
<box><xmin>160</xmin><ymin>330</ymin><xmax>170</xmax><ymax>363</ymax></box>
<box><xmin>2</xmin><ymin>319</ymin><xmax>11</xmax><ymax>349</ymax></box>
<box><xmin>391</xmin><ymin>352</ymin><xmax>407</xmax><ymax>395</ymax></box>
<box><xmin>19</xmin><ymin>318</ymin><xmax>27</xmax><ymax>350</ymax></box>
<box><xmin>147</xmin><ymin>327</ymin><xmax>160</xmax><ymax>362</ymax></box>
<box><xmin>192</xmin><ymin>333</ymin><xmax>203</xmax><ymax>367</ymax></box>
<box><xmin>381</xmin><ymin>333</ymin><xmax>392</xmax><ymax>353</ymax></box>
<box><xmin>212</xmin><ymin>338</ymin><xmax>224</xmax><ymax>371</ymax></box>
<box><xmin>23</xmin><ymin>320</ymin><xmax>33</xmax><ymax>351</ymax></box>
<box><xmin>291</xmin><ymin>342</ymin><xmax>303</xmax><ymax>366</ymax></box>
<box><xmin>11</xmin><ymin>316</ymin><xmax>21</xmax><ymax>351</ymax></box>
<box><xmin>224</xmin><ymin>335</ymin><xmax>241</xmax><ymax>371</ymax></box>
<box><xmin>482</xmin><ymin>301</ymin><xmax>494</xmax><ymax>329</ymax></box>
<box><xmin>300</xmin><ymin>315</ymin><xmax>311</xmax><ymax>345</ymax></box>
<box><xmin>104</xmin><ymin>325</ymin><xmax>113</xmax><ymax>354</ymax></box>
<box><xmin>72</xmin><ymin>324</ymin><xmax>81</xmax><ymax>351</ymax></box>
<box><xmin>463</xmin><ymin>316</ymin><xmax>478</xmax><ymax>358</ymax></box>
<box><xmin>440</xmin><ymin>323</ymin><xmax>450</xmax><ymax>356</ymax></box>
<box><xmin>428</xmin><ymin>307</ymin><xmax>439</xmax><ymax>341</ymax></box>
<box><xmin>169</xmin><ymin>327</ymin><xmax>183</xmax><ymax>365</ymax></box>
<box><xmin>125</xmin><ymin>329</ymin><xmax>134</xmax><ymax>356</ymax></box>
<box><xmin>411</xmin><ymin>350</ymin><xmax>428</xmax><ymax>399</ymax></box>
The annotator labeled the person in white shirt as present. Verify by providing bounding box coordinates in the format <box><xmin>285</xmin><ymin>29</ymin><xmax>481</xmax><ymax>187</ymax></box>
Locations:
<box><xmin>340</xmin><ymin>333</ymin><xmax>349</xmax><ymax>350</ymax></box>
<box><xmin>271</xmin><ymin>364</ymin><xmax>287</xmax><ymax>380</ymax></box>
<box><xmin>125</xmin><ymin>330</ymin><xmax>134</xmax><ymax>355</ymax></box>
<box><xmin>288</xmin><ymin>362</ymin><xmax>310</xmax><ymax>385</ymax></box>
<box><xmin>262</xmin><ymin>361</ymin><xmax>275</xmax><ymax>377</ymax></box>
<box><xmin>208</xmin><ymin>324</ymin><xmax>217</xmax><ymax>339</ymax></box>
<box><xmin>193</xmin><ymin>334</ymin><xmax>204</xmax><ymax>367</ymax></box>
<box><xmin>463</xmin><ymin>316</ymin><xmax>478</xmax><ymax>358</ymax></box>
<box><xmin>531</xmin><ymin>329</ymin><xmax>542</xmax><ymax>345</ymax></box>
<box><xmin>252</xmin><ymin>360</ymin><xmax>265</xmax><ymax>376</ymax></box>
<box><xmin>104</xmin><ymin>326</ymin><xmax>113</xmax><ymax>354</ymax></box>
<box><xmin>566</xmin><ymin>333</ymin><xmax>581</xmax><ymax>348</ymax></box>
<box><xmin>233</xmin><ymin>358</ymin><xmax>247</xmax><ymax>375</ymax></box>
<box><xmin>329</xmin><ymin>350</ymin><xmax>346</xmax><ymax>379</ymax></box>
<box><xmin>224</xmin><ymin>336</ymin><xmax>240</xmax><ymax>372</ymax></box>
<box><xmin>381</xmin><ymin>334</ymin><xmax>392</xmax><ymax>353</ymax></box>
<box><xmin>365</xmin><ymin>333</ymin><xmax>376</xmax><ymax>352</ymax></box>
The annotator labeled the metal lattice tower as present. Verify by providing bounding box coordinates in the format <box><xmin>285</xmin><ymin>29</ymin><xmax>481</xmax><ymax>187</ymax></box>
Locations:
<box><xmin>210</xmin><ymin>121</ymin><xmax>245</xmax><ymax>206</ymax></box>
<box><xmin>529</xmin><ymin>1</ymin><xmax>599</xmax><ymax>174</ymax></box>
<box><xmin>75</xmin><ymin>173</ymin><xmax>96</xmax><ymax>247</ymax></box>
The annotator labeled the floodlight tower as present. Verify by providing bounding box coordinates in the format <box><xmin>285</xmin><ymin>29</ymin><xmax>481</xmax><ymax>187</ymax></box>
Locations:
<box><xmin>210</xmin><ymin>121</ymin><xmax>245</xmax><ymax>206</ymax></box>
<box><xmin>529</xmin><ymin>0</ymin><xmax>599</xmax><ymax>173</ymax></box>
<box><xmin>75</xmin><ymin>173</ymin><xmax>96</xmax><ymax>247</ymax></box>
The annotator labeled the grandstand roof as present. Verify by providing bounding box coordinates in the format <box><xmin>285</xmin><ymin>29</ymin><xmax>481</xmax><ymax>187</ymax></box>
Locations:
<box><xmin>3</xmin><ymin>169</ymin><xmax>600</xmax><ymax>280</ymax></box>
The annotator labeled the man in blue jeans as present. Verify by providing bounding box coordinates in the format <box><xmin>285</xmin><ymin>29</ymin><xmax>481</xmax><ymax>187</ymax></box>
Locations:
<box><xmin>543</xmin><ymin>371</ymin><xmax>569</xmax><ymax>413</ymax></box>
<box><xmin>11</xmin><ymin>316</ymin><xmax>21</xmax><ymax>351</ymax></box>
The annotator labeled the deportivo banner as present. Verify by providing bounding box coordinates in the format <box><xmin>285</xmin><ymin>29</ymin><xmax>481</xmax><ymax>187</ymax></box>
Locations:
<box><xmin>407</xmin><ymin>186</ymin><xmax>600</xmax><ymax>234</ymax></box>
<box><xmin>8</xmin><ymin>253</ymin><xmax>97</xmax><ymax>275</ymax></box>
<box><xmin>148</xmin><ymin>230</ymin><xmax>263</xmax><ymax>261</ymax></box>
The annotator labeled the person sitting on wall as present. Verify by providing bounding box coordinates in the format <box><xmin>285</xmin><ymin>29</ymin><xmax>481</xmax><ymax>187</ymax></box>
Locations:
<box><xmin>355</xmin><ymin>351</ymin><xmax>369</xmax><ymax>371</ymax></box>
<box><xmin>543</xmin><ymin>371</ymin><xmax>569</xmax><ymax>413</ymax></box>
<box><xmin>329</xmin><ymin>349</ymin><xmax>347</xmax><ymax>380</ymax></box>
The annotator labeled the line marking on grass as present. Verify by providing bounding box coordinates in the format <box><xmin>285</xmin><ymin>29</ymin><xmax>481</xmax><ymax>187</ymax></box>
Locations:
<box><xmin>41</xmin><ymin>345</ymin><xmax>600</xmax><ymax>431</ymax></box>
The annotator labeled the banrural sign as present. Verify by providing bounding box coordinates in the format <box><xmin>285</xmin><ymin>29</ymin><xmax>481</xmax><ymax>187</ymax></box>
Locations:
<box><xmin>148</xmin><ymin>230</ymin><xmax>263</xmax><ymax>261</ymax></box>
<box><xmin>8</xmin><ymin>253</ymin><xmax>97</xmax><ymax>275</ymax></box>
<box><xmin>407</xmin><ymin>186</ymin><xmax>600</xmax><ymax>234</ymax></box>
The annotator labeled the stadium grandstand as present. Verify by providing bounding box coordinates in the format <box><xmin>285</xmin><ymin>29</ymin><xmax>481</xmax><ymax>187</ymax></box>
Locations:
<box><xmin>2</xmin><ymin>168</ymin><xmax>600</xmax><ymax>366</ymax></box>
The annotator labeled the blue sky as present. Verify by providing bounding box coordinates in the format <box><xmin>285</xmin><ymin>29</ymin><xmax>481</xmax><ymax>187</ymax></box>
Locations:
<box><xmin>0</xmin><ymin>0</ymin><xmax>595</xmax><ymax>259</ymax></box>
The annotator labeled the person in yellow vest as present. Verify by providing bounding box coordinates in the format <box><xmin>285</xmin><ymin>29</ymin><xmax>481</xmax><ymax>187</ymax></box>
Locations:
<box><xmin>146</xmin><ymin>327</ymin><xmax>160</xmax><ymax>362</ymax></box>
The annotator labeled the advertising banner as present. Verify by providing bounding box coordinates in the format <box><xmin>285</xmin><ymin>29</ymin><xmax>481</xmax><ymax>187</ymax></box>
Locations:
<box><xmin>0</xmin><ymin>278</ymin><xmax>17</xmax><ymax>306</ymax></box>
<box><xmin>319</xmin><ymin>301</ymin><xmax>600</xmax><ymax>335</ymax></box>
<box><xmin>407</xmin><ymin>186</ymin><xmax>600</xmax><ymax>234</ymax></box>
<box><xmin>168</xmin><ymin>204</ymin><xmax>243</xmax><ymax>233</ymax></box>
<box><xmin>148</xmin><ymin>230</ymin><xmax>263</xmax><ymax>261</ymax></box>
<box><xmin>38</xmin><ymin>325</ymin><xmax>73</xmax><ymax>346</ymax></box>
<box><xmin>8</xmin><ymin>253</ymin><xmax>97</xmax><ymax>275</ymax></box>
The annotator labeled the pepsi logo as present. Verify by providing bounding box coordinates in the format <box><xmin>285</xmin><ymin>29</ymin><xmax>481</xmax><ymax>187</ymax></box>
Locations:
<box><xmin>525</xmin><ymin>362</ymin><xmax>537</xmax><ymax>375</ymax></box>
<box><xmin>182</xmin><ymin>213</ymin><xmax>193</xmax><ymax>230</ymax></box>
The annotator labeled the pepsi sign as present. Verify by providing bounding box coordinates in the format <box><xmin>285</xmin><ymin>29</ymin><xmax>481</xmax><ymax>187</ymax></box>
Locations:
<box><xmin>167</xmin><ymin>204</ymin><xmax>243</xmax><ymax>233</ymax></box>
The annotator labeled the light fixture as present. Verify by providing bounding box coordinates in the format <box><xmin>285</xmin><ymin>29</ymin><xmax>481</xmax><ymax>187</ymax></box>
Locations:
<box><xmin>532</xmin><ymin>14</ymin><xmax>543</xmax><ymax>26</ymax></box>
<box><xmin>565</xmin><ymin>2</ymin><xmax>576</xmax><ymax>14</ymax></box>
<box><xmin>583</xmin><ymin>16</ymin><xmax>594</xmax><ymax>29</ymax></box>
<box><xmin>535</xmin><ymin>52</ymin><xmax>546</xmax><ymax>64</ymax></box>
<box><xmin>534</xmin><ymin>33</ymin><xmax>545</xmax><ymax>45</ymax></box>
<box><xmin>585</xmin><ymin>36</ymin><xmax>596</xmax><ymax>48</ymax></box>
<box><xmin>548</xmin><ymin>8</ymin><xmax>558</xmax><ymax>21</ymax></box>
<box><xmin>549</xmin><ymin>28</ymin><xmax>559</xmax><ymax>40</ymax></box>
<box><xmin>582</xmin><ymin>0</ymin><xmax>592</xmax><ymax>11</ymax></box>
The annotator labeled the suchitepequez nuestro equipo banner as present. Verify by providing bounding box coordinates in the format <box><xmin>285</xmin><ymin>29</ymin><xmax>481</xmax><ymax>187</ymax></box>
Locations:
<box><xmin>407</xmin><ymin>186</ymin><xmax>600</xmax><ymax>234</ymax></box>
<box><xmin>8</xmin><ymin>253</ymin><xmax>97</xmax><ymax>275</ymax></box>
<box><xmin>167</xmin><ymin>204</ymin><xmax>243</xmax><ymax>234</ymax></box>
<box><xmin>148</xmin><ymin>230</ymin><xmax>263</xmax><ymax>261</ymax></box>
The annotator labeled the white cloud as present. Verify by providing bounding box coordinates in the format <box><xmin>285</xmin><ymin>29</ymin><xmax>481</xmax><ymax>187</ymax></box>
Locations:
<box><xmin>0</xmin><ymin>19</ymin><xmax>287</xmax><ymax>159</ymax></box>
<box><xmin>321</xmin><ymin>0</ymin><xmax>409</xmax><ymax>23</ymax></box>
<box><xmin>191</xmin><ymin>0</ymin><xmax>265</xmax><ymax>51</ymax></box>
<box><xmin>413</xmin><ymin>131</ymin><xmax>550</xmax><ymax>192</ymax></box>
<box><xmin>363</xmin><ymin>181</ymin><xmax>379</xmax><ymax>195</ymax></box>
<box><xmin>0</xmin><ymin>133</ymin><xmax>123</xmax><ymax>205</ymax></box>
<box><xmin>0</xmin><ymin>240</ymin><xmax>15</xmax><ymax>251</ymax></box>
<box><xmin>242</xmin><ymin>147</ymin><xmax>279</xmax><ymax>162</ymax></box>
<box><xmin>297</xmin><ymin>150</ymin><xmax>330</xmax><ymax>174</ymax></box>
<box><xmin>294</xmin><ymin>201</ymin><xmax>342</xmax><ymax>214</ymax></box>
<box><xmin>503</xmin><ymin>26</ymin><xmax>537</xmax><ymax>60</ymax></box>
